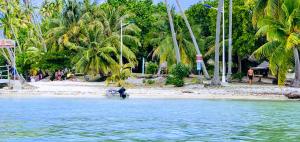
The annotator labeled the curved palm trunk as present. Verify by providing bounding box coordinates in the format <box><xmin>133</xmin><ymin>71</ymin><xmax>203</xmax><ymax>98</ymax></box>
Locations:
<box><xmin>227</xmin><ymin>0</ymin><xmax>233</xmax><ymax>81</ymax></box>
<box><xmin>292</xmin><ymin>48</ymin><xmax>300</xmax><ymax>87</ymax></box>
<box><xmin>1</xmin><ymin>49</ymin><xmax>12</xmax><ymax>64</ymax></box>
<box><xmin>9</xmin><ymin>22</ymin><xmax>22</xmax><ymax>53</ymax></box>
<box><xmin>164</xmin><ymin>0</ymin><xmax>181</xmax><ymax>64</ymax></box>
<box><xmin>4</xmin><ymin>0</ymin><xmax>22</xmax><ymax>53</ymax></box>
<box><xmin>175</xmin><ymin>0</ymin><xmax>210</xmax><ymax>79</ymax></box>
<box><xmin>211</xmin><ymin>0</ymin><xmax>223</xmax><ymax>86</ymax></box>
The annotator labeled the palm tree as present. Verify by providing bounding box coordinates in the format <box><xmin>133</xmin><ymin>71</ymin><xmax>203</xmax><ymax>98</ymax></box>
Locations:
<box><xmin>0</xmin><ymin>0</ymin><xmax>40</xmax><ymax>62</ymax></box>
<box><xmin>175</xmin><ymin>0</ymin><xmax>210</xmax><ymax>79</ymax></box>
<box><xmin>164</xmin><ymin>0</ymin><xmax>181</xmax><ymax>63</ymax></box>
<box><xmin>45</xmin><ymin>0</ymin><xmax>83</xmax><ymax>52</ymax></box>
<box><xmin>70</xmin><ymin>4</ymin><xmax>139</xmax><ymax>76</ymax></box>
<box><xmin>151</xmin><ymin>28</ymin><xmax>197</xmax><ymax>68</ymax></box>
<box><xmin>227</xmin><ymin>0</ymin><xmax>233</xmax><ymax>80</ymax></box>
<box><xmin>211</xmin><ymin>0</ymin><xmax>224</xmax><ymax>86</ymax></box>
<box><xmin>252</xmin><ymin>0</ymin><xmax>300</xmax><ymax>87</ymax></box>
<box><xmin>40</xmin><ymin>0</ymin><xmax>63</xmax><ymax>18</ymax></box>
<box><xmin>23</xmin><ymin>0</ymin><xmax>48</xmax><ymax>52</ymax></box>
<box><xmin>98</xmin><ymin>5</ymin><xmax>140</xmax><ymax>66</ymax></box>
<box><xmin>146</xmin><ymin>11</ymin><xmax>197</xmax><ymax>68</ymax></box>
<box><xmin>0</xmin><ymin>0</ymin><xmax>26</xmax><ymax>53</ymax></box>
<box><xmin>75</xmin><ymin>45</ymin><xmax>120</xmax><ymax>76</ymax></box>
<box><xmin>106</xmin><ymin>63</ymin><xmax>133</xmax><ymax>86</ymax></box>
<box><xmin>46</xmin><ymin>2</ymin><xmax>139</xmax><ymax>76</ymax></box>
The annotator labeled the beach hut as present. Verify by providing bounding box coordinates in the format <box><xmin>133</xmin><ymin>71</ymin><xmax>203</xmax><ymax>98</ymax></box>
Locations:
<box><xmin>251</xmin><ymin>61</ymin><xmax>269</xmax><ymax>82</ymax></box>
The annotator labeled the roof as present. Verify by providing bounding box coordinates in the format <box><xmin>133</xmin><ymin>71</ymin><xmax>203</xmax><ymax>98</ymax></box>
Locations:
<box><xmin>0</xmin><ymin>39</ymin><xmax>15</xmax><ymax>48</ymax></box>
<box><xmin>252</xmin><ymin>61</ymin><xmax>269</xmax><ymax>70</ymax></box>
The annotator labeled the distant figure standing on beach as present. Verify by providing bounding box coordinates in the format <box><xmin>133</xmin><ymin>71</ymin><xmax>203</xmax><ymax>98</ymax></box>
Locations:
<box><xmin>38</xmin><ymin>69</ymin><xmax>43</xmax><ymax>81</ymax></box>
<box><xmin>247</xmin><ymin>67</ymin><xmax>254</xmax><ymax>85</ymax></box>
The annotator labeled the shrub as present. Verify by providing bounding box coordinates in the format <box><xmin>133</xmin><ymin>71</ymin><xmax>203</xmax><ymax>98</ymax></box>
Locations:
<box><xmin>232</xmin><ymin>73</ymin><xmax>244</xmax><ymax>81</ymax></box>
<box><xmin>166</xmin><ymin>75</ymin><xmax>185</xmax><ymax>87</ymax></box>
<box><xmin>106</xmin><ymin>64</ymin><xmax>132</xmax><ymax>87</ymax></box>
<box><xmin>165</xmin><ymin>63</ymin><xmax>190</xmax><ymax>87</ymax></box>
<box><xmin>172</xmin><ymin>77</ymin><xmax>184</xmax><ymax>87</ymax></box>
<box><xmin>166</xmin><ymin>75</ymin><xmax>175</xmax><ymax>85</ymax></box>
<box><xmin>146</xmin><ymin>62</ymin><xmax>159</xmax><ymax>74</ymax></box>
<box><xmin>147</xmin><ymin>79</ymin><xmax>155</xmax><ymax>85</ymax></box>
<box><xmin>170</xmin><ymin>63</ymin><xmax>190</xmax><ymax>79</ymax></box>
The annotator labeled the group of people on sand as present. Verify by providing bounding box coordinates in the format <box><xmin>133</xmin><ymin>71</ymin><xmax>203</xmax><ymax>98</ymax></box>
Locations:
<box><xmin>28</xmin><ymin>68</ymin><xmax>76</xmax><ymax>82</ymax></box>
<box><xmin>55</xmin><ymin>70</ymin><xmax>64</xmax><ymax>81</ymax></box>
<box><xmin>54</xmin><ymin>68</ymin><xmax>76</xmax><ymax>81</ymax></box>
<box><xmin>30</xmin><ymin>69</ymin><xmax>49</xmax><ymax>82</ymax></box>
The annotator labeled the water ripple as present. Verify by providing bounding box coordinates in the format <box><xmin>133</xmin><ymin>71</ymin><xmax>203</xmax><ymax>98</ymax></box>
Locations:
<box><xmin>0</xmin><ymin>99</ymin><xmax>300</xmax><ymax>141</ymax></box>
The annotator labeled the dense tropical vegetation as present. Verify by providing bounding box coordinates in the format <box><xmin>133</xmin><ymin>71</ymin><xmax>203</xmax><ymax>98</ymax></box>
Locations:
<box><xmin>0</xmin><ymin>0</ymin><xmax>299</xmax><ymax>87</ymax></box>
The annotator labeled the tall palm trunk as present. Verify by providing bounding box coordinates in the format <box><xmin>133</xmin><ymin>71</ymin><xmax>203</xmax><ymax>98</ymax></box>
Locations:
<box><xmin>211</xmin><ymin>0</ymin><xmax>223</xmax><ymax>86</ymax></box>
<box><xmin>164</xmin><ymin>0</ymin><xmax>181</xmax><ymax>63</ymax></box>
<box><xmin>32</xmin><ymin>12</ymin><xmax>47</xmax><ymax>52</ymax></box>
<box><xmin>227</xmin><ymin>0</ymin><xmax>233</xmax><ymax>81</ymax></box>
<box><xmin>175</xmin><ymin>0</ymin><xmax>210</xmax><ymax>79</ymax></box>
<box><xmin>238</xmin><ymin>55</ymin><xmax>242</xmax><ymax>73</ymax></box>
<box><xmin>24</xmin><ymin>0</ymin><xmax>47</xmax><ymax>52</ymax></box>
<box><xmin>292</xmin><ymin>48</ymin><xmax>300</xmax><ymax>87</ymax></box>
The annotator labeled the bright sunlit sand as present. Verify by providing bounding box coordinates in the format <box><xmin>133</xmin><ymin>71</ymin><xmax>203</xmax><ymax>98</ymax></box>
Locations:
<box><xmin>1</xmin><ymin>81</ymin><xmax>299</xmax><ymax>101</ymax></box>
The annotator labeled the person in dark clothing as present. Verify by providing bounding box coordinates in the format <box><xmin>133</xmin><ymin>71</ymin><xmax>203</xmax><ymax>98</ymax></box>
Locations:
<box><xmin>10</xmin><ymin>67</ymin><xmax>17</xmax><ymax>80</ymax></box>
<box><xmin>38</xmin><ymin>69</ymin><xmax>43</xmax><ymax>80</ymax></box>
<box><xmin>247</xmin><ymin>67</ymin><xmax>254</xmax><ymax>85</ymax></box>
<box><xmin>118</xmin><ymin>87</ymin><xmax>127</xmax><ymax>99</ymax></box>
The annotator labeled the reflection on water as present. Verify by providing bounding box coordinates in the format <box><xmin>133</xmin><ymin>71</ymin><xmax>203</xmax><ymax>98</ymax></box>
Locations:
<box><xmin>0</xmin><ymin>98</ymin><xmax>299</xmax><ymax>141</ymax></box>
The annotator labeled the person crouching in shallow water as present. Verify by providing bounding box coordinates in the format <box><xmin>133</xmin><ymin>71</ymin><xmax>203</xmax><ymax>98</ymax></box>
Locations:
<box><xmin>247</xmin><ymin>67</ymin><xmax>254</xmax><ymax>85</ymax></box>
<box><xmin>118</xmin><ymin>87</ymin><xmax>127</xmax><ymax>99</ymax></box>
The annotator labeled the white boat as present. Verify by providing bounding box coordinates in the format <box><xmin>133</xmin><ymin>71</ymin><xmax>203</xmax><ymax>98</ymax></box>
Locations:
<box><xmin>105</xmin><ymin>88</ymin><xmax>129</xmax><ymax>99</ymax></box>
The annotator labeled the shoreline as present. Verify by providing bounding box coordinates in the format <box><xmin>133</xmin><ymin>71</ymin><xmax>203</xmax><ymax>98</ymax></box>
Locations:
<box><xmin>0</xmin><ymin>81</ymin><xmax>299</xmax><ymax>101</ymax></box>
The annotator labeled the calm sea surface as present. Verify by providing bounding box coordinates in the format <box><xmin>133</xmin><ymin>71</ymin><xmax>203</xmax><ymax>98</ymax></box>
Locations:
<box><xmin>0</xmin><ymin>98</ymin><xmax>299</xmax><ymax>141</ymax></box>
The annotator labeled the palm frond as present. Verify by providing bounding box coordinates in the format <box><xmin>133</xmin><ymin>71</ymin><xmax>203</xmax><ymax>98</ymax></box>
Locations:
<box><xmin>286</xmin><ymin>33</ymin><xmax>300</xmax><ymax>49</ymax></box>
<box><xmin>251</xmin><ymin>41</ymin><xmax>281</xmax><ymax>60</ymax></box>
<box><xmin>252</xmin><ymin>0</ymin><xmax>268</xmax><ymax>25</ymax></box>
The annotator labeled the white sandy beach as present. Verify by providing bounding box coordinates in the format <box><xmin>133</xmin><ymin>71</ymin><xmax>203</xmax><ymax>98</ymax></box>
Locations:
<box><xmin>0</xmin><ymin>81</ymin><xmax>299</xmax><ymax>101</ymax></box>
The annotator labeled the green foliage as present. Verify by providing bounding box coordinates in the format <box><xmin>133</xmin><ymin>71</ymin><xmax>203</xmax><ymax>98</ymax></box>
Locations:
<box><xmin>149</xmin><ymin>12</ymin><xmax>198</xmax><ymax>67</ymax></box>
<box><xmin>1</xmin><ymin>0</ymin><xmax>299</xmax><ymax>87</ymax></box>
<box><xmin>146</xmin><ymin>62</ymin><xmax>158</xmax><ymax>74</ymax></box>
<box><xmin>44</xmin><ymin>2</ymin><xmax>140</xmax><ymax>78</ymax></box>
<box><xmin>170</xmin><ymin>63</ymin><xmax>190</xmax><ymax>79</ymax></box>
<box><xmin>146</xmin><ymin>79</ymin><xmax>155</xmax><ymax>85</ymax></box>
<box><xmin>166</xmin><ymin>63</ymin><xmax>190</xmax><ymax>87</ymax></box>
<box><xmin>106</xmin><ymin>63</ymin><xmax>133</xmax><ymax>86</ymax></box>
<box><xmin>252</xmin><ymin>0</ymin><xmax>300</xmax><ymax>86</ymax></box>
<box><xmin>166</xmin><ymin>75</ymin><xmax>184</xmax><ymax>87</ymax></box>
<box><xmin>38</xmin><ymin>52</ymin><xmax>71</xmax><ymax>72</ymax></box>
<box><xmin>185</xmin><ymin>1</ymin><xmax>217</xmax><ymax>37</ymax></box>
<box><xmin>142</xmin><ymin>79</ymin><xmax>146</xmax><ymax>84</ymax></box>
<box><xmin>232</xmin><ymin>73</ymin><xmax>245</xmax><ymax>81</ymax></box>
<box><xmin>165</xmin><ymin>75</ymin><xmax>174</xmax><ymax>85</ymax></box>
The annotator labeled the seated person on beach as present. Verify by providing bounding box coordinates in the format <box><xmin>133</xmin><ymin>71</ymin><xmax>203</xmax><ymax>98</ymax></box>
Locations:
<box><xmin>57</xmin><ymin>70</ymin><xmax>62</xmax><ymax>81</ymax></box>
<box><xmin>247</xmin><ymin>67</ymin><xmax>254</xmax><ymax>85</ymax></box>
<box><xmin>67</xmin><ymin>72</ymin><xmax>76</xmax><ymax>81</ymax></box>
